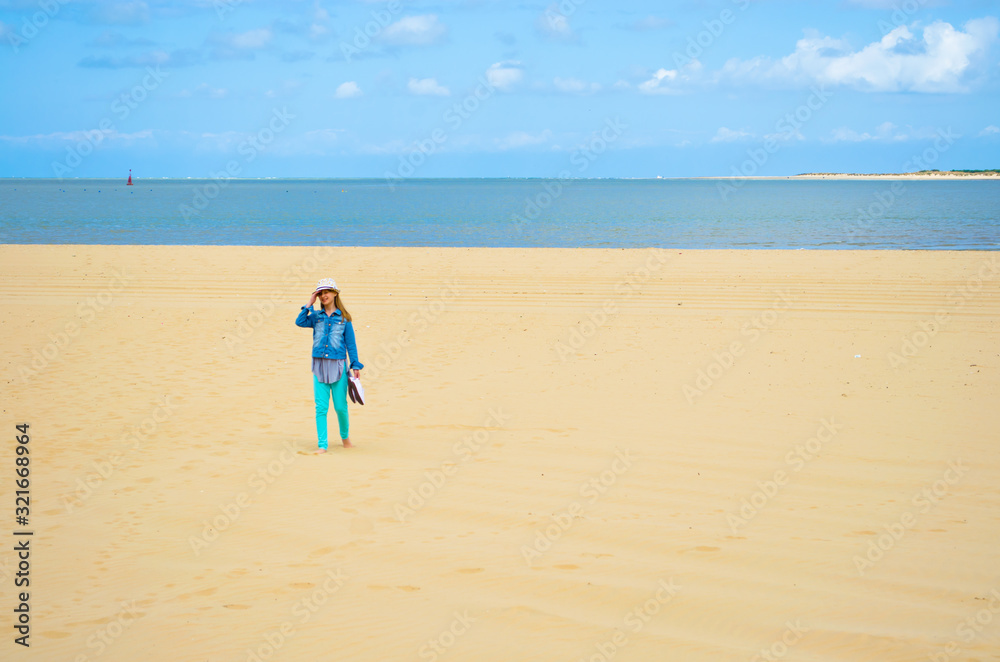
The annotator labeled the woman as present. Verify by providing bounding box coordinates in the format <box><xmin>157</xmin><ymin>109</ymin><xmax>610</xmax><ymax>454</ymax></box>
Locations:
<box><xmin>295</xmin><ymin>278</ymin><xmax>364</xmax><ymax>453</ymax></box>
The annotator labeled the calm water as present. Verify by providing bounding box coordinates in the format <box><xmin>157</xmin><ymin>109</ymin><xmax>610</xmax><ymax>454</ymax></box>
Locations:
<box><xmin>1</xmin><ymin>178</ymin><xmax>998</xmax><ymax>249</ymax></box>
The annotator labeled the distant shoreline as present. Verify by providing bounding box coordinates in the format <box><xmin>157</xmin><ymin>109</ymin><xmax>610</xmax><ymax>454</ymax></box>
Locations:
<box><xmin>696</xmin><ymin>175</ymin><xmax>1000</xmax><ymax>180</ymax></box>
<box><xmin>1</xmin><ymin>171</ymin><xmax>998</xmax><ymax>181</ymax></box>
<box><xmin>697</xmin><ymin>170</ymin><xmax>1000</xmax><ymax>181</ymax></box>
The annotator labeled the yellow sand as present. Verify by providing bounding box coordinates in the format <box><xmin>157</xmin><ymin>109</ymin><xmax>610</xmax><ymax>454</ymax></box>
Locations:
<box><xmin>701</xmin><ymin>174</ymin><xmax>1000</xmax><ymax>180</ymax></box>
<box><xmin>791</xmin><ymin>174</ymin><xmax>1000</xmax><ymax>180</ymax></box>
<box><xmin>2</xmin><ymin>245</ymin><xmax>998</xmax><ymax>661</ymax></box>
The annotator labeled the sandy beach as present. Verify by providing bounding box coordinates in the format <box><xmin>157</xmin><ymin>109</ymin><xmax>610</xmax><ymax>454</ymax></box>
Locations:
<box><xmin>2</xmin><ymin>244</ymin><xmax>999</xmax><ymax>661</ymax></box>
<box><xmin>699</xmin><ymin>173</ymin><xmax>1000</xmax><ymax>180</ymax></box>
<box><xmin>792</xmin><ymin>173</ymin><xmax>1000</xmax><ymax>180</ymax></box>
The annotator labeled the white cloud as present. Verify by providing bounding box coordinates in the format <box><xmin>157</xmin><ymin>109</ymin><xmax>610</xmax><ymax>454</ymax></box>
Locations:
<box><xmin>486</xmin><ymin>61</ymin><xmax>524</xmax><ymax>92</ymax></box>
<box><xmin>825</xmin><ymin>122</ymin><xmax>935</xmax><ymax>143</ymax></box>
<box><xmin>710</xmin><ymin>127</ymin><xmax>754</xmax><ymax>143</ymax></box>
<box><xmin>408</xmin><ymin>77</ymin><xmax>450</xmax><ymax>96</ymax></box>
<box><xmin>228</xmin><ymin>28</ymin><xmax>272</xmax><ymax>50</ymax></box>
<box><xmin>335</xmin><ymin>81</ymin><xmax>362</xmax><ymax>98</ymax></box>
<box><xmin>537</xmin><ymin>4</ymin><xmax>576</xmax><ymax>41</ymax></box>
<box><xmin>0</xmin><ymin>129</ymin><xmax>153</xmax><ymax>146</ymax></box>
<box><xmin>553</xmin><ymin>77</ymin><xmax>600</xmax><ymax>94</ymax></box>
<box><xmin>179</xmin><ymin>83</ymin><xmax>228</xmax><ymax>99</ymax></box>
<box><xmin>638</xmin><ymin>61</ymin><xmax>702</xmax><ymax>95</ymax></box>
<box><xmin>828</xmin><ymin>127</ymin><xmax>877</xmax><ymax>142</ymax></box>
<box><xmin>207</xmin><ymin>28</ymin><xmax>273</xmax><ymax>60</ymax></box>
<box><xmin>495</xmin><ymin>129</ymin><xmax>553</xmax><ymax>151</ymax></box>
<box><xmin>639</xmin><ymin>68</ymin><xmax>679</xmax><ymax>94</ymax></box>
<box><xmin>979</xmin><ymin>125</ymin><xmax>1000</xmax><ymax>136</ymax></box>
<box><xmin>764</xmin><ymin>128</ymin><xmax>805</xmax><ymax>143</ymax></box>
<box><xmin>720</xmin><ymin>18</ymin><xmax>999</xmax><ymax>93</ymax></box>
<box><xmin>188</xmin><ymin>127</ymin><xmax>342</xmax><ymax>157</ymax></box>
<box><xmin>881</xmin><ymin>121</ymin><xmax>903</xmax><ymax>139</ymax></box>
<box><xmin>308</xmin><ymin>3</ymin><xmax>331</xmax><ymax>41</ymax></box>
<box><xmin>380</xmin><ymin>15</ymin><xmax>446</xmax><ymax>46</ymax></box>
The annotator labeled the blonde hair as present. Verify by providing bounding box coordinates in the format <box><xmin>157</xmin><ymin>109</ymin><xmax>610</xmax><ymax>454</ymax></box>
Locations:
<box><xmin>332</xmin><ymin>290</ymin><xmax>352</xmax><ymax>322</ymax></box>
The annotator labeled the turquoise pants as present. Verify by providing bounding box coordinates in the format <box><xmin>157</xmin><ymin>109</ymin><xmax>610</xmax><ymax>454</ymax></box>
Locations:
<box><xmin>314</xmin><ymin>371</ymin><xmax>349</xmax><ymax>448</ymax></box>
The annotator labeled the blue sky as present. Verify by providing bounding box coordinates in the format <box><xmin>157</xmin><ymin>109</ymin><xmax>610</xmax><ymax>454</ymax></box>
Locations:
<box><xmin>1</xmin><ymin>0</ymin><xmax>998</xmax><ymax>178</ymax></box>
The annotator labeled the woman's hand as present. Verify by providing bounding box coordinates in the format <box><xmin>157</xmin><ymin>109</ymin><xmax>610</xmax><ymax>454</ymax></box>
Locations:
<box><xmin>308</xmin><ymin>292</ymin><xmax>318</xmax><ymax>307</ymax></box>
<box><xmin>352</xmin><ymin>369</ymin><xmax>360</xmax><ymax>379</ymax></box>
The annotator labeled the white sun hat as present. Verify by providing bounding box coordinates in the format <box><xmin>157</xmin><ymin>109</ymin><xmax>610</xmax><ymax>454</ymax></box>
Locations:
<box><xmin>313</xmin><ymin>278</ymin><xmax>338</xmax><ymax>294</ymax></box>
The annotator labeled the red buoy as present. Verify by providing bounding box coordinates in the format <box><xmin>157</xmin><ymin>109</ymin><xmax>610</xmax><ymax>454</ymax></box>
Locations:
<box><xmin>127</xmin><ymin>169</ymin><xmax>133</xmax><ymax>185</ymax></box>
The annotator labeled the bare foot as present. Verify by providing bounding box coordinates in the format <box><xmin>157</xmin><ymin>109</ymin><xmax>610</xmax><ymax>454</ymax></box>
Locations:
<box><xmin>342</xmin><ymin>438</ymin><xmax>354</xmax><ymax>448</ymax></box>
<box><xmin>314</xmin><ymin>447</ymin><xmax>328</xmax><ymax>454</ymax></box>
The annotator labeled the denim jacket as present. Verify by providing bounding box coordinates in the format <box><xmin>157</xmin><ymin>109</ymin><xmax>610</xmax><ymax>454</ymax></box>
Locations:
<box><xmin>295</xmin><ymin>306</ymin><xmax>364</xmax><ymax>370</ymax></box>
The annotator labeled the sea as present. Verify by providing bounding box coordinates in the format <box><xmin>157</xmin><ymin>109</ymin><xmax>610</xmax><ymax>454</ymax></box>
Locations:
<box><xmin>1</xmin><ymin>178</ymin><xmax>998</xmax><ymax>249</ymax></box>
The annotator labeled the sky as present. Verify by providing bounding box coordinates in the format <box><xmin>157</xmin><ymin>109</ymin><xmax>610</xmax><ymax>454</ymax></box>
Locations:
<box><xmin>0</xmin><ymin>0</ymin><xmax>998</xmax><ymax>178</ymax></box>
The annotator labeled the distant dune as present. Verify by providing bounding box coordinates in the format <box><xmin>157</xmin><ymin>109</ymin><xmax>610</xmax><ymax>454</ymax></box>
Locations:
<box><xmin>793</xmin><ymin>170</ymin><xmax>1000</xmax><ymax>179</ymax></box>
